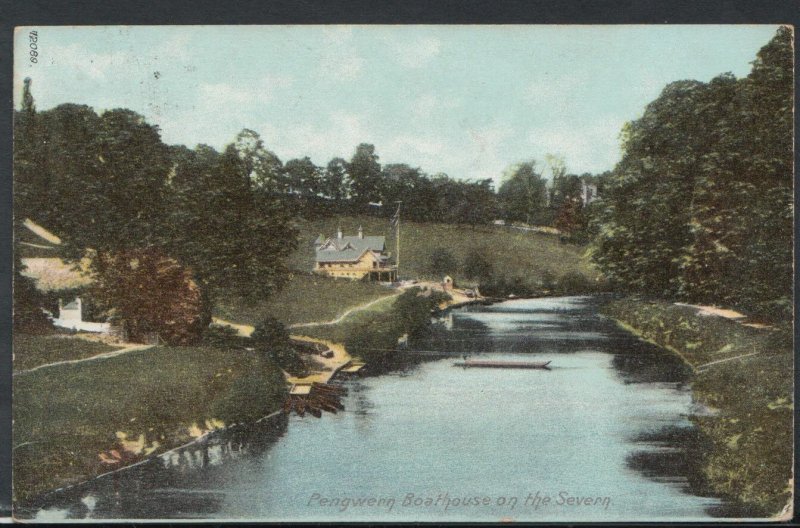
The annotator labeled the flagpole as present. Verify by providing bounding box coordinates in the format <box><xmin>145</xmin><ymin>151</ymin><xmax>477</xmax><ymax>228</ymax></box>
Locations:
<box><xmin>395</xmin><ymin>201</ymin><xmax>402</xmax><ymax>281</ymax></box>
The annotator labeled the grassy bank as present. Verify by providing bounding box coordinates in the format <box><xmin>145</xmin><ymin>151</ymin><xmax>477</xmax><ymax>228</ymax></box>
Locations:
<box><xmin>214</xmin><ymin>273</ymin><xmax>394</xmax><ymax>327</ymax></box>
<box><xmin>13</xmin><ymin>341</ymin><xmax>286</xmax><ymax>504</ymax></box>
<box><xmin>602</xmin><ymin>298</ymin><xmax>793</xmax><ymax>516</ymax></box>
<box><xmin>13</xmin><ymin>334</ymin><xmax>122</xmax><ymax>371</ymax></box>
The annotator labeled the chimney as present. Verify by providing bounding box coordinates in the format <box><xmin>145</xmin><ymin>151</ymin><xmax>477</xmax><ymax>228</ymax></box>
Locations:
<box><xmin>337</xmin><ymin>226</ymin><xmax>343</xmax><ymax>239</ymax></box>
<box><xmin>358</xmin><ymin>226</ymin><xmax>364</xmax><ymax>239</ymax></box>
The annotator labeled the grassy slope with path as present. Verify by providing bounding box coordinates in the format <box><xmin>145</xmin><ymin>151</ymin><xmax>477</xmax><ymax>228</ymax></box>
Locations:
<box><xmin>214</xmin><ymin>274</ymin><xmax>394</xmax><ymax>327</ymax></box>
<box><xmin>13</xmin><ymin>334</ymin><xmax>122</xmax><ymax>372</ymax></box>
<box><xmin>602</xmin><ymin>298</ymin><xmax>793</xmax><ymax>517</ymax></box>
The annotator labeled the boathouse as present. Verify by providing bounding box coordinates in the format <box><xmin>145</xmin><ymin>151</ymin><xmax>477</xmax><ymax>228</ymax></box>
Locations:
<box><xmin>313</xmin><ymin>227</ymin><xmax>397</xmax><ymax>281</ymax></box>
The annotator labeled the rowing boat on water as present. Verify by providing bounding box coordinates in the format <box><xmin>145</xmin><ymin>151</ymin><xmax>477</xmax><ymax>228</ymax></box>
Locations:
<box><xmin>453</xmin><ymin>359</ymin><xmax>551</xmax><ymax>369</ymax></box>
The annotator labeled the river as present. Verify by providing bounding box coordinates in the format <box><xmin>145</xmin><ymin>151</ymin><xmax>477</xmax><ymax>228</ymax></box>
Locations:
<box><xmin>30</xmin><ymin>296</ymin><xmax>729</xmax><ymax>522</ymax></box>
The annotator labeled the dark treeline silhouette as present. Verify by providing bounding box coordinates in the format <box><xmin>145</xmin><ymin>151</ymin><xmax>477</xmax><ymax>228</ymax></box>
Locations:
<box><xmin>591</xmin><ymin>27</ymin><xmax>793</xmax><ymax>321</ymax></box>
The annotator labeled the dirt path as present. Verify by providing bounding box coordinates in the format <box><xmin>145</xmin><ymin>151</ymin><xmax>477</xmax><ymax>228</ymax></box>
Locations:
<box><xmin>211</xmin><ymin>317</ymin><xmax>255</xmax><ymax>337</ymax></box>
<box><xmin>675</xmin><ymin>302</ymin><xmax>774</xmax><ymax>330</ymax></box>
<box><xmin>287</xmin><ymin>292</ymin><xmax>401</xmax><ymax>329</ymax></box>
<box><xmin>14</xmin><ymin>343</ymin><xmax>154</xmax><ymax>376</ymax></box>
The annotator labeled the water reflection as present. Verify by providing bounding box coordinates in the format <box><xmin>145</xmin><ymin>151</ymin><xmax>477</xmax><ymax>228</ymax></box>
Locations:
<box><xmin>26</xmin><ymin>412</ymin><xmax>287</xmax><ymax>520</ymax></box>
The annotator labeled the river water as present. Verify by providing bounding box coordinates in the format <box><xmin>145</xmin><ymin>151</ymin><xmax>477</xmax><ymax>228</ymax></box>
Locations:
<box><xmin>30</xmin><ymin>296</ymin><xmax>728</xmax><ymax>522</ymax></box>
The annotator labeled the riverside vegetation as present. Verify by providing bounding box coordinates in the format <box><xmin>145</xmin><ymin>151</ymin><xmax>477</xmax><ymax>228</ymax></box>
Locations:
<box><xmin>602</xmin><ymin>299</ymin><xmax>793</xmax><ymax>516</ymax></box>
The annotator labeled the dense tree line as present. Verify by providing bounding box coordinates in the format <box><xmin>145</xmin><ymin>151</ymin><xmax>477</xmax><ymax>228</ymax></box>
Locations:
<box><xmin>591</xmin><ymin>27</ymin><xmax>793</xmax><ymax>320</ymax></box>
<box><xmin>13</xmin><ymin>87</ymin><xmax>298</xmax><ymax>342</ymax></box>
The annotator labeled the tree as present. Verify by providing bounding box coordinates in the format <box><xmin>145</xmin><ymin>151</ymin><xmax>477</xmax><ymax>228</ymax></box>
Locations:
<box><xmin>166</xmin><ymin>144</ymin><xmax>298</xmax><ymax>299</ymax></box>
<box><xmin>251</xmin><ymin>316</ymin><xmax>306</xmax><ymax>375</ymax></box>
<box><xmin>17</xmin><ymin>104</ymin><xmax>171</xmax><ymax>259</ymax></box>
<box><xmin>91</xmin><ymin>249</ymin><xmax>210</xmax><ymax>345</ymax></box>
<box><xmin>322</xmin><ymin>157</ymin><xmax>350</xmax><ymax>202</ymax></box>
<box><xmin>463</xmin><ymin>249</ymin><xmax>493</xmax><ymax>282</ymax></box>
<box><xmin>591</xmin><ymin>78</ymin><xmax>718</xmax><ymax>297</ymax></box>
<box><xmin>498</xmin><ymin>161</ymin><xmax>548</xmax><ymax>224</ymax></box>
<box><xmin>426</xmin><ymin>248</ymin><xmax>458</xmax><ymax>277</ymax></box>
<box><xmin>284</xmin><ymin>157</ymin><xmax>321</xmax><ymax>197</ymax></box>
<box><xmin>234</xmin><ymin>129</ymin><xmax>285</xmax><ymax>192</ymax></box>
<box><xmin>12</xmin><ymin>250</ymin><xmax>51</xmax><ymax>332</ymax></box>
<box><xmin>347</xmin><ymin>143</ymin><xmax>383</xmax><ymax>207</ymax></box>
<box><xmin>592</xmin><ymin>27</ymin><xmax>793</xmax><ymax>319</ymax></box>
<box><xmin>679</xmin><ymin>27</ymin><xmax>793</xmax><ymax>317</ymax></box>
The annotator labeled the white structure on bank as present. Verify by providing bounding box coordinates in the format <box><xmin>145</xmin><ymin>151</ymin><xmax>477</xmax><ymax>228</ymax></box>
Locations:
<box><xmin>53</xmin><ymin>297</ymin><xmax>110</xmax><ymax>333</ymax></box>
<box><xmin>581</xmin><ymin>180</ymin><xmax>599</xmax><ymax>205</ymax></box>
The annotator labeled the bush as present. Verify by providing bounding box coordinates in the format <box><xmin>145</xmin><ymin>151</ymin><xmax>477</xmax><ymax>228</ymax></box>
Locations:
<box><xmin>91</xmin><ymin>249</ymin><xmax>211</xmax><ymax>345</ymax></box>
<box><xmin>556</xmin><ymin>271</ymin><xmax>593</xmax><ymax>294</ymax></box>
<box><xmin>463</xmin><ymin>249</ymin><xmax>493</xmax><ymax>282</ymax></box>
<box><xmin>202</xmin><ymin>324</ymin><xmax>245</xmax><ymax>348</ymax></box>
<box><xmin>344</xmin><ymin>288</ymin><xmax>451</xmax><ymax>369</ymax></box>
<box><xmin>252</xmin><ymin>316</ymin><xmax>307</xmax><ymax>376</ymax></box>
<box><xmin>426</xmin><ymin>248</ymin><xmax>458</xmax><ymax>278</ymax></box>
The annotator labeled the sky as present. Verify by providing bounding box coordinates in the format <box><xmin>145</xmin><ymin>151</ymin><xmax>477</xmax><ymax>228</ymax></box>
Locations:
<box><xmin>14</xmin><ymin>25</ymin><xmax>782</xmax><ymax>184</ymax></box>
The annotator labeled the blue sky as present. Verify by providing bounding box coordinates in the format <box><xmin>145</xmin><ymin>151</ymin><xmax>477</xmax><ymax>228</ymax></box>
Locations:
<box><xmin>14</xmin><ymin>25</ymin><xmax>782</xmax><ymax>183</ymax></box>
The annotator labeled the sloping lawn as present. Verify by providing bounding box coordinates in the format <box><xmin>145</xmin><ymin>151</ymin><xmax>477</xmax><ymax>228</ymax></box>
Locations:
<box><xmin>13</xmin><ymin>344</ymin><xmax>286</xmax><ymax>504</ymax></box>
<box><xmin>291</xmin><ymin>292</ymin><xmax>400</xmax><ymax>343</ymax></box>
<box><xmin>13</xmin><ymin>334</ymin><xmax>122</xmax><ymax>371</ymax></box>
<box><xmin>293</xmin><ymin>216</ymin><xmax>599</xmax><ymax>287</ymax></box>
<box><xmin>213</xmin><ymin>273</ymin><xmax>395</xmax><ymax>327</ymax></box>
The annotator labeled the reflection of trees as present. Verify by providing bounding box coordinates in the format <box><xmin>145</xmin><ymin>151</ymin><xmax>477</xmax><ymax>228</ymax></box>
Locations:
<box><xmin>610</xmin><ymin>338</ymin><xmax>692</xmax><ymax>385</ymax></box>
<box><xmin>347</xmin><ymin>381</ymin><xmax>376</xmax><ymax>434</ymax></box>
<box><xmin>625</xmin><ymin>425</ymin><xmax>728</xmax><ymax>514</ymax></box>
<box><xmin>37</xmin><ymin>415</ymin><xmax>289</xmax><ymax>520</ymax></box>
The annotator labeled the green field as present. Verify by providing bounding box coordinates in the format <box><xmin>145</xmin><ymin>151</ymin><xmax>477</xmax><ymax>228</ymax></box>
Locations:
<box><xmin>291</xmin><ymin>291</ymin><xmax>401</xmax><ymax>343</ymax></box>
<box><xmin>13</xmin><ymin>344</ymin><xmax>286</xmax><ymax>504</ymax></box>
<box><xmin>13</xmin><ymin>334</ymin><xmax>122</xmax><ymax>371</ymax></box>
<box><xmin>602</xmin><ymin>298</ymin><xmax>793</xmax><ymax>516</ymax></box>
<box><xmin>292</xmin><ymin>215</ymin><xmax>599</xmax><ymax>286</ymax></box>
<box><xmin>213</xmin><ymin>272</ymin><xmax>395</xmax><ymax>327</ymax></box>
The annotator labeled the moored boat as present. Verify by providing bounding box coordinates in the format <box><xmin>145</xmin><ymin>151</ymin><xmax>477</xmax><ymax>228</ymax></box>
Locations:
<box><xmin>453</xmin><ymin>359</ymin><xmax>551</xmax><ymax>369</ymax></box>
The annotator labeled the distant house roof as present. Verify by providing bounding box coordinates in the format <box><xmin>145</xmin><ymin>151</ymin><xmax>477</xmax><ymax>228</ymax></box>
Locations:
<box><xmin>315</xmin><ymin>235</ymin><xmax>386</xmax><ymax>263</ymax></box>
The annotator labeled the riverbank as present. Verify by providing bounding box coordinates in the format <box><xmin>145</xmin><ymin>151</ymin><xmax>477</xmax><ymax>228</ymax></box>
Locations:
<box><xmin>12</xmin><ymin>342</ymin><xmax>287</xmax><ymax>506</ymax></box>
<box><xmin>601</xmin><ymin>298</ymin><xmax>793</xmax><ymax>517</ymax></box>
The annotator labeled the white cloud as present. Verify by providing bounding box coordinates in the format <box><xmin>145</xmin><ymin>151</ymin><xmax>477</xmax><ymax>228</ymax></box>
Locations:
<box><xmin>384</xmin><ymin>134</ymin><xmax>447</xmax><ymax>161</ymax></box>
<box><xmin>462</xmin><ymin>123</ymin><xmax>517</xmax><ymax>182</ymax></box>
<box><xmin>394</xmin><ymin>37</ymin><xmax>441</xmax><ymax>68</ymax></box>
<box><xmin>317</xmin><ymin>26</ymin><xmax>364</xmax><ymax>81</ymax></box>
<box><xmin>522</xmin><ymin>72</ymin><xmax>590</xmax><ymax>112</ymax></box>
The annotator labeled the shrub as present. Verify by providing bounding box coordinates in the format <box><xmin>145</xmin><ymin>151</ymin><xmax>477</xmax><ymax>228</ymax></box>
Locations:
<box><xmin>463</xmin><ymin>249</ymin><xmax>493</xmax><ymax>282</ymax></box>
<box><xmin>91</xmin><ymin>249</ymin><xmax>211</xmax><ymax>345</ymax></box>
<box><xmin>344</xmin><ymin>288</ymin><xmax>451</xmax><ymax>369</ymax></box>
<box><xmin>252</xmin><ymin>316</ymin><xmax>307</xmax><ymax>376</ymax></box>
<box><xmin>202</xmin><ymin>324</ymin><xmax>244</xmax><ymax>348</ymax></box>
<box><xmin>426</xmin><ymin>248</ymin><xmax>458</xmax><ymax>278</ymax></box>
<box><xmin>556</xmin><ymin>271</ymin><xmax>593</xmax><ymax>294</ymax></box>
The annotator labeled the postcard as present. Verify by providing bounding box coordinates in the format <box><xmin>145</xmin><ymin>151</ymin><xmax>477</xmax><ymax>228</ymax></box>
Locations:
<box><xmin>11</xmin><ymin>24</ymin><xmax>794</xmax><ymax>522</ymax></box>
